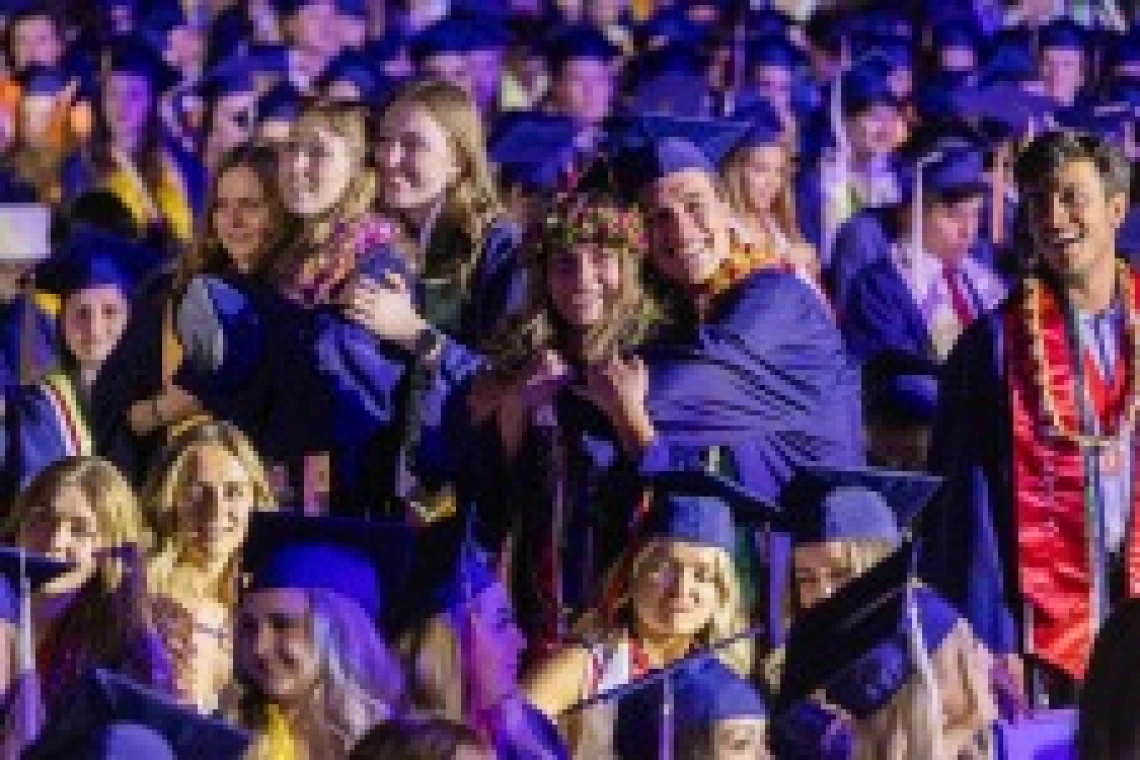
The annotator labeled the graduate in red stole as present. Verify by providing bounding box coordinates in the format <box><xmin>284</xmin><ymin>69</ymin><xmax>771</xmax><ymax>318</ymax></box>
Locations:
<box><xmin>925</xmin><ymin>131</ymin><xmax>1140</xmax><ymax>705</ymax></box>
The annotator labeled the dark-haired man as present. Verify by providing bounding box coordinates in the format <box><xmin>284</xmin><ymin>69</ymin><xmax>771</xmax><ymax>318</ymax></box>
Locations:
<box><xmin>926</xmin><ymin>131</ymin><xmax>1137</xmax><ymax>703</ymax></box>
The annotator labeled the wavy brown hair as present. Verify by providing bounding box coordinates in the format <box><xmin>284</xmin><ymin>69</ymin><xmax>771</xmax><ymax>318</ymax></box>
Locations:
<box><xmin>378</xmin><ymin>78</ymin><xmax>502</xmax><ymax>293</ymax></box>
<box><xmin>482</xmin><ymin>192</ymin><xmax>660</xmax><ymax>379</ymax></box>
<box><xmin>173</xmin><ymin>144</ymin><xmax>291</xmax><ymax>295</ymax></box>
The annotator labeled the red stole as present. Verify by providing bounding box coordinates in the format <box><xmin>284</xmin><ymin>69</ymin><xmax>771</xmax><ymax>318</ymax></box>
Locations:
<box><xmin>1005</xmin><ymin>272</ymin><xmax>1140</xmax><ymax>680</ymax></box>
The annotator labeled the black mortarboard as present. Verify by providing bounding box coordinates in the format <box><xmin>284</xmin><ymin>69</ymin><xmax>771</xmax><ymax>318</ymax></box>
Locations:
<box><xmin>1039</xmin><ymin>18</ymin><xmax>1088</xmax><ymax>53</ymax></box>
<box><xmin>780</xmin><ymin>465</ymin><xmax>943</xmax><ymax>546</ymax></box>
<box><xmin>24</xmin><ymin>669</ymin><xmax>252</xmax><ymax>759</ymax></box>
<box><xmin>35</xmin><ymin>225</ymin><xmax>152</xmax><ymax>299</ymax></box>
<box><xmin>775</xmin><ymin>543</ymin><xmax>960</xmax><ymax>719</ymax></box>
<box><xmin>242</xmin><ymin>511</ymin><xmax>415</xmax><ymax>619</ymax></box>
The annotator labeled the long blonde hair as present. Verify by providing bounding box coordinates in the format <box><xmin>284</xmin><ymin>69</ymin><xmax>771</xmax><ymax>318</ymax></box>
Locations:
<box><xmin>854</xmin><ymin>619</ymin><xmax>995</xmax><ymax>760</ymax></box>
<box><xmin>380</xmin><ymin>79</ymin><xmax>502</xmax><ymax>293</ymax></box>
<box><xmin>233</xmin><ymin>588</ymin><xmax>405</xmax><ymax>757</ymax></box>
<box><xmin>141</xmin><ymin>420</ymin><xmax>276</xmax><ymax>607</ymax></box>
<box><xmin>269</xmin><ymin>99</ymin><xmax>378</xmax><ymax>283</ymax></box>
<box><xmin>582</xmin><ymin>538</ymin><xmax>752</xmax><ymax>676</ymax></box>
<box><xmin>720</xmin><ymin>140</ymin><xmax>805</xmax><ymax>247</ymax></box>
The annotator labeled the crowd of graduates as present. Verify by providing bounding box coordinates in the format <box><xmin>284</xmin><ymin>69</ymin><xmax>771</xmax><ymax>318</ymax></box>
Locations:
<box><xmin>5</xmin><ymin>0</ymin><xmax>1140</xmax><ymax>757</ymax></box>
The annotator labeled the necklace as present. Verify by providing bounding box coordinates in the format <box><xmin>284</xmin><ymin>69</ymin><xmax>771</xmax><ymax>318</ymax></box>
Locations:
<box><xmin>1025</xmin><ymin>260</ymin><xmax>1140</xmax><ymax>449</ymax></box>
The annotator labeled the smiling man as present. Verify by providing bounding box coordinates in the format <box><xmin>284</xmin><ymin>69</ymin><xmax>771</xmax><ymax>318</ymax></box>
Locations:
<box><xmin>925</xmin><ymin>131</ymin><xmax>1136</xmax><ymax>705</ymax></box>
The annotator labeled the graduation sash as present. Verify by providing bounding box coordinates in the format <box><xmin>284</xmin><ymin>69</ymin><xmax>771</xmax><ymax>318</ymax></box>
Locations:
<box><xmin>1005</xmin><ymin>273</ymin><xmax>1140</xmax><ymax>680</ymax></box>
<box><xmin>105</xmin><ymin>149</ymin><xmax>193</xmax><ymax>243</ymax></box>
<box><xmin>39</xmin><ymin>372</ymin><xmax>93</xmax><ymax>456</ymax></box>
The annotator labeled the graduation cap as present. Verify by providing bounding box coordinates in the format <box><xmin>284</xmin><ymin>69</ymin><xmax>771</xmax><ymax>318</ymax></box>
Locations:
<box><xmin>779</xmin><ymin>465</ymin><xmax>943</xmax><ymax>546</ymax></box>
<box><xmin>775</xmin><ymin>542</ymin><xmax>960</xmax><ymax>720</ymax></box>
<box><xmin>242</xmin><ymin>511</ymin><xmax>415</xmax><ymax>619</ymax></box>
<box><xmin>631</xmin><ymin>40</ymin><xmax>708</xmax><ymax>81</ymax></box>
<box><xmin>949</xmin><ymin>82</ymin><xmax>1055</xmax><ymax>140</ymax></box>
<box><xmin>768</xmin><ymin>698</ymin><xmax>853</xmax><ymax>760</ymax></box>
<box><xmin>639</xmin><ymin>470</ymin><xmax>781</xmax><ymax>554</ymax></box>
<box><xmin>732</xmin><ymin>98</ymin><xmax>785</xmax><ymax>150</ymax></box>
<box><xmin>635</xmin><ymin>8</ymin><xmax>710</xmax><ymax>51</ymax></box>
<box><xmin>628</xmin><ymin>72</ymin><xmax>711</xmax><ymax>119</ymax></box>
<box><xmin>257</xmin><ymin>81</ymin><xmax>303</xmax><ymax>124</ymax></box>
<box><xmin>980</xmin><ymin>28</ymin><xmax>1038</xmax><ymax>86</ymax></box>
<box><xmin>335</xmin><ymin>0</ymin><xmax>367</xmax><ymax>20</ymax></box>
<box><xmin>16</xmin><ymin>64</ymin><xmax>68</xmax><ymax>96</ymax></box>
<box><xmin>850</xmin><ymin>33</ymin><xmax>913</xmax><ymax>72</ymax></box>
<box><xmin>580</xmin><ymin>113</ymin><xmax>751</xmax><ymax>199</ymax></box>
<box><xmin>409</xmin><ymin>18</ymin><xmax>477</xmax><ymax>63</ymax></box>
<box><xmin>932</xmin><ymin>18</ymin><xmax>982</xmax><ymax>55</ymax></box>
<box><xmin>140</xmin><ymin>0</ymin><xmax>198</xmax><ymax>52</ymax></box>
<box><xmin>102</xmin><ymin>34</ymin><xmax>181</xmax><ymax>93</ymax></box>
<box><xmin>23</xmin><ymin>668</ymin><xmax>252</xmax><ymax>759</ymax></box>
<box><xmin>746</xmin><ymin>34</ymin><xmax>807</xmax><ymax>72</ymax></box>
<box><xmin>840</xmin><ymin>56</ymin><xmax>904</xmax><ymax>116</ymax></box>
<box><xmin>1039</xmin><ymin>18</ymin><xmax>1088</xmax><ymax>53</ymax></box>
<box><xmin>317</xmin><ymin>49</ymin><xmax>380</xmax><ymax>100</ymax></box>
<box><xmin>34</xmin><ymin>225</ymin><xmax>153</xmax><ymax>299</ymax></box>
<box><xmin>1106</xmin><ymin>31</ymin><xmax>1140</xmax><ymax>71</ymax></box>
<box><xmin>613</xmin><ymin>657</ymin><xmax>768</xmax><ymax>760</ymax></box>
<box><xmin>488</xmin><ymin>111</ymin><xmax>580</xmax><ymax>193</ymax></box>
<box><xmin>544</xmin><ymin>25</ymin><xmax>620</xmax><ymax>71</ymax></box>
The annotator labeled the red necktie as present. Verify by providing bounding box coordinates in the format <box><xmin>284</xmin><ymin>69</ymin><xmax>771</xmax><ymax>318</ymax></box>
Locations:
<box><xmin>943</xmin><ymin>265</ymin><xmax>974</xmax><ymax>325</ymax></box>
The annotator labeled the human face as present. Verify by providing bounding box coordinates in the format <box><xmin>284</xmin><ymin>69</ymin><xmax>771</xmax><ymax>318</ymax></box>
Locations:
<box><xmin>174</xmin><ymin>444</ymin><xmax>257</xmax><ymax>565</ymax></box>
<box><xmin>237</xmin><ymin>588</ymin><xmax>320</xmax><ymax>704</ymax></box>
<box><xmin>10</xmin><ymin>16</ymin><xmax>63</xmax><ymax>71</ymax></box>
<box><xmin>922</xmin><ymin>194</ymin><xmax>983</xmax><ymax>264</ymax></box>
<box><xmin>553</xmin><ymin>58</ymin><xmax>614</xmax><ymax>126</ymax></box>
<box><xmin>1040</xmin><ymin>48</ymin><xmax>1084</xmax><ymax>106</ymax></box>
<box><xmin>464</xmin><ymin>581</ymin><xmax>526</xmax><ymax>711</ymax></box>
<box><xmin>279</xmin><ymin>119</ymin><xmax>357</xmax><ymax>216</ymax></box>
<box><xmin>939</xmin><ymin>46</ymin><xmax>975</xmax><ymax>73</ymax></box>
<box><xmin>166</xmin><ymin>26</ymin><xmax>205</xmax><ymax>76</ymax></box>
<box><xmin>285</xmin><ymin>0</ymin><xmax>340</xmax><ymax>57</ymax></box>
<box><xmin>1025</xmin><ymin>159</ymin><xmax>1127</xmax><ymax>289</ymax></box>
<box><xmin>421</xmin><ymin>53</ymin><xmax>474</xmax><ymax>97</ymax></box>
<box><xmin>104</xmin><ymin>73</ymin><xmax>153</xmax><ymax>145</ymax></box>
<box><xmin>632</xmin><ymin>541</ymin><xmax>723</xmax><ymax>639</ymax></box>
<box><xmin>468</xmin><ymin>49</ymin><xmax>503</xmax><ymax>114</ymax></box>
<box><xmin>374</xmin><ymin>102</ymin><xmax>459</xmax><ymax>216</ymax></box>
<box><xmin>713</xmin><ymin>717</ymin><xmax>771</xmax><ymax>760</ymax></box>
<box><xmin>792</xmin><ymin>542</ymin><xmax>859</xmax><ymax>610</ymax></box>
<box><xmin>548</xmin><ymin>242</ymin><xmax>622</xmax><ymax>329</ymax></box>
<box><xmin>643</xmin><ymin>169</ymin><xmax>732</xmax><ymax>288</ymax></box>
<box><xmin>16</xmin><ymin>484</ymin><xmax>102</xmax><ymax>594</ymax></box>
<box><xmin>61</xmin><ymin>285</ymin><xmax>129</xmax><ymax>370</ymax></box>
<box><xmin>736</xmin><ymin>145</ymin><xmax>788</xmax><ymax>217</ymax></box>
<box><xmin>847</xmin><ymin>104</ymin><xmax>904</xmax><ymax>160</ymax></box>
<box><xmin>213</xmin><ymin>164</ymin><xmax>273</xmax><ymax>272</ymax></box>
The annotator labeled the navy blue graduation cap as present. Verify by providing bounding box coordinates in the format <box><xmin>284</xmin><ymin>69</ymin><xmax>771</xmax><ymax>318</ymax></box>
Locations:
<box><xmin>950</xmin><ymin>82</ymin><xmax>1055</xmax><ymax>140</ymax></box>
<box><xmin>769</xmin><ymin>699</ymin><xmax>853</xmax><ymax>760</ymax></box>
<box><xmin>840</xmin><ymin>56</ymin><xmax>903</xmax><ymax>116</ymax></box>
<box><xmin>194</xmin><ymin>68</ymin><xmax>256</xmax><ymax>101</ymax></box>
<box><xmin>901</xmin><ymin>135</ymin><xmax>988</xmax><ymax>198</ymax></box>
<box><xmin>24</xmin><ymin>668</ymin><xmax>251</xmax><ymax>759</ymax></box>
<box><xmin>775</xmin><ymin>542</ymin><xmax>960</xmax><ymax>720</ymax></box>
<box><xmin>242</xmin><ymin>511</ymin><xmax>415</xmax><ymax>619</ymax></box>
<box><xmin>103</xmin><ymin>34</ymin><xmax>180</xmax><ymax>93</ymax></box>
<box><xmin>464</xmin><ymin>17</ymin><xmax>511</xmax><ymax>52</ymax></box>
<box><xmin>1107</xmin><ymin>31</ymin><xmax>1140</xmax><ymax>71</ymax></box>
<box><xmin>488</xmin><ymin>111</ymin><xmax>579</xmax><ymax>192</ymax></box>
<box><xmin>1039</xmin><ymin>18</ymin><xmax>1088</xmax><ymax>53</ymax></box>
<box><xmin>746</xmin><ymin>34</ymin><xmax>807</xmax><ymax>72</ymax></box>
<box><xmin>779</xmin><ymin>465</ymin><xmax>942</xmax><ymax>546</ymax></box>
<box><xmin>317</xmin><ymin>49</ymin><xmax>380</xmax><ymax>100</ymax></box>
<box><xmin>140</xmin><ymin>0</ymin><xmax>194</xmax><ymax>52</ymax></box>
<box><xmin>613</xmin><ymin>657</ymin><xmax>768</xmax><ymax>760</ymax></box>
<box><xmin>863</xmin><ymin>352</ymin><xmax>941</xmax><ymax>427</ymax></box>
<box><xmin>628</xmin><ymin>72</ymin><xmax>711</xmax><ymax>118</ymax></box>
<box><xmin>16</xmin><ymin>64</ymin><xmax>68</xmax><ymax>95</ymax></box>
<box><xmin>847</xmin><ymin>4</ymin><xmax>912</xmax><ymax>40</ymax></box>
<box><xmin>932</xmin><ymin>18</ymin><xmax>982</xmax><ymax>56</ymax></box>
<box><xmin>35</xmin><ymin>225</ymin><xmax>152</xmax><ymax>299</ymax></box>
<box><xmin>980</xmin><ymin>28</ymin><xmax>1038</xmax><ymax>86</ymax></box>
<box><xmin>409</xmin><ymin>18</ymin><xmax>476</xmax><ymax>63</ymax></box>
<box><xmin>363</xmin><ymin>31</ymin><xmax>410</xmax><ymax>66</ymax></box>
<box><xmin>335</xmin><ymin>0</ymin><xmax>367</xmax><ymax>20</ymax></box>
<box><xmin>733</xmin><ymin>98</ymin><xmax>785</xmax><ymax>149</ymax></box>
<box><xmin>851</xmin><ymin>33</ymin><xmax>913</xmax><ymax>72</ymax></box>
<box><xmin>632</xmin><ymin>40</ymin><xmax>708</xmax><ymax>80</ymax></box>
<box><xmin>636</xmin><ymin>8</ymin><xmax>709</xmax><ymax>51</ymax></box>
<box><xmin>746</xmin><ymin>7</ymin><xmax>793</xmax><ymax>38</ymax></box>
<box><xmin>544</xmin><ymin>25</ymin><xmax>620</xmax><ymax>71</ymax></box>
<box><xmin>640</xmin><ymin>470</ymin><xmax>781</xmax><ymax>554</ymax></box>
<box><xmin>0</xmin><ymin>546</ymin><xmax>70</xmax><ymax>624</ymax></box>
<box><xmin>257</xmin><ymin>80</ymin><xmax>302</xmax><ymax>124</ymax></box>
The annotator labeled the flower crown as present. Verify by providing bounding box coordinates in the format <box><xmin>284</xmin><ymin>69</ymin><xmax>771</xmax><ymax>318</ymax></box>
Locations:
<box><xmin>530</xmin><ymin>193</ymin><xmax>648</xmax><ymax>261</ymax></box>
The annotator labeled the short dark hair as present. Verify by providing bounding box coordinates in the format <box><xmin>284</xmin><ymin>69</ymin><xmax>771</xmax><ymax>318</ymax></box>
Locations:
<box><xmin>1014</xmin><ymin>130</ymin><xmax>1131</xmax><ymax>199</ymax></box>
<box><xmin>349</xmin><ymin>716</ymin><xmax>489</xmax><ymax>760</ymax></box>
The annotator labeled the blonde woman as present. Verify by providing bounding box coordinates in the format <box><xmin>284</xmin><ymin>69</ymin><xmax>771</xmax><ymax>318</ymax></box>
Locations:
<box><xmin>2</xmin><ymin>457</ymin><xmax>176</xmax><ymax>717</ymax></box>
<box><xmin>142</xmin><ymin>419</ymin><xmax>276</xmax><ymax>712</ymax></box>
<box><xmin>361</xmin><ymin>77</ymin><xmax>521</xmax><ymax>345</ymax></box>
<box><xmin>720</xmin><ymin>107</ymin><xmax>824</xmax><ymax>301</ymax></box>
<box><xmin>228</xmin><ymin>512</ymin><xmax>406</xmax><ymax>759</ymax></box>
<box><xmin>524</xmin><ymin>471</ymin><xmax>764</xmax><ymax>757</ymax></box>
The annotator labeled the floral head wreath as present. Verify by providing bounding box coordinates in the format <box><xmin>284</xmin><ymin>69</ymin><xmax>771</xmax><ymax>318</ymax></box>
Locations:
<box><xmin>528</xmin><ymin>191</ymin><xmax>648</xmax><ymax>265</ymax></box>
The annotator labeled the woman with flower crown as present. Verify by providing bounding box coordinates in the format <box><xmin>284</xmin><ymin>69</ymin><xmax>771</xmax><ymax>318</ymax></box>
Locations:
<box><xmin>926</xmin><ymin>131</ymin><xmax>1140</xmax><ymax>706</ymax></box>
<box><xmin>462</xmin><ymin>191</ymin><xmax>661</xmax><ymax>665</ymax></box>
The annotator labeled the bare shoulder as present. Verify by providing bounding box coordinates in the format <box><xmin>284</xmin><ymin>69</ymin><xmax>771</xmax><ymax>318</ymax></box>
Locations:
<box><xmin>522</xmin><ymin>644</ymin><xmax>593</xmax><ymax>720</ymax></box>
